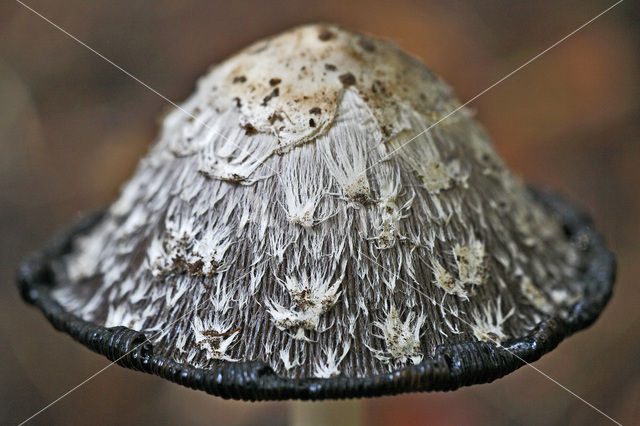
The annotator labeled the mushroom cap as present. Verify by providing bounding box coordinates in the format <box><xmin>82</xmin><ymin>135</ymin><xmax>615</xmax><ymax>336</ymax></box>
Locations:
<box><xmin>19</xmin><ymin>24</ymin><xmax>615</xmax><ymax>400</ymax></box>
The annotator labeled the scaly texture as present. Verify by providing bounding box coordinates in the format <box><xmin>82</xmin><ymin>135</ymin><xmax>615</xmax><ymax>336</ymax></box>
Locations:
<box><xmin>51</xmin><ymin>24</ymin><xmax>582</xmax><ymax>379</ymax></box>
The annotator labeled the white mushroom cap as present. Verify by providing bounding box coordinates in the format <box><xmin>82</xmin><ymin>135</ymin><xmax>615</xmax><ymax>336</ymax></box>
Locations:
<box><xmin>51</xmin><ymin>24</ymin><xmax>586</xmax><ymax>381</ymax></box>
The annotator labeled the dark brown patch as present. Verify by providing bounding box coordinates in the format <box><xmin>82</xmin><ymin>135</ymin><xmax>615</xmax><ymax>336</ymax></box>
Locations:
<box><xmin>339</xmin><ymin>72</ymin><xmax>356</xmax><ymax>87</ymax></box>
<box><xmin>188</xmin><ymin>259</ymin><xmax>204</xmax><ymax>275</ymax></box>
<box><xmin>318</xmin><ymin>29</ymin><xmax>335</xmax><ymax>41</ymax></box>
<box><xmin>232</xmin><ymin>75</ymin><xmax>246</xmax><ymax>84</ymax></box>
<box><xmin>242</xmin><ymin>122</ymin><xmax>257</xmax><ymax>135</ymax></box>
<box><xmin>268</xmin><ymin>112</ymin><xmax>284</xmax><ymax>124</ymax></box>
<box><xmin>261</xmin><ymin>88</ymin><xmax>279</xmax><ymax>106</ymax></box>
<box><xmin>309</xmin><ymin>118</ymin><xmax>316</xmax><ymax>127</ymax></box>
<box><xmin>233</xmin><ymin>97</ymin><xmax>242</xmax><ymax>108</ymax></box>
<box><xmin>269</xmin><ymin>78</ymin><xmax>281</xmax><ymax>86</ymax></box>
<box><xmin>371</xmin><ymin>79</ymin><xmax>389</xmax><ymax>96</ymax></box>
<box><xmin>358</xmin><ymin>38</ymin><xmax>376</xmax><ymax>52</ymax></box>
<box><xmin>309</xmin><ymin>107</ymin><xmax>321</xmax><ymax>115</ymax></box>
<box><xmin>351</xmin><ymin>191</ymin><xmax>374</xmax><ymax>206</ymax></box>
<box><xmin>324</xmin><ymin>63</ymin><xmax>337</xmax><ymax>71</ymax></box>
<box><xmin>203</xmin><ymin>327</ymin><xmax>241</xmax><ymax>338</ymax></box>
<box><xmin>161</xmin><ymin>253</ymin><xmax>220</xmax><ymax>279</ymax></box>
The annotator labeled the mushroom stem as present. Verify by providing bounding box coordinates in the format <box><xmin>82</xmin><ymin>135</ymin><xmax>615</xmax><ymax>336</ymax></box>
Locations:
<box><xmin>290</xmin><ymin>399</ymin><xmax>363</xmax><ymax>426</ymax></box>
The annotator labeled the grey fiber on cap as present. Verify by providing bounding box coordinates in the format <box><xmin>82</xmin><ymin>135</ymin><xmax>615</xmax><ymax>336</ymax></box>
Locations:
<box><xmin>19</xmin><ymin>24</ymin><xmax>615</xmax><ymax>400</ymax></box>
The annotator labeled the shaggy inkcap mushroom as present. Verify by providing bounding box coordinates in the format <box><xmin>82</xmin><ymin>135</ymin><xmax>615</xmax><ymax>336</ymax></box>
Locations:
<box><xmin>19</xmin><ymin>24</ymin><xmax>615</xmax><ymax>400</ymax></box>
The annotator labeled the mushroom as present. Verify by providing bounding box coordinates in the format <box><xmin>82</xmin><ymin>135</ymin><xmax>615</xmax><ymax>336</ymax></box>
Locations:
<box><xmin>19</xmin><ymin>24</ymin><xmax>614</xmax><ymax>402</ymax></box>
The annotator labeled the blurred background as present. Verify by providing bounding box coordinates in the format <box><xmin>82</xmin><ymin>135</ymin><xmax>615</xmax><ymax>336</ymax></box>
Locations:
<box><xmin>1</xmin><ymin>0</ymin><xmax>638</xmax><ymax>424</ymax></box>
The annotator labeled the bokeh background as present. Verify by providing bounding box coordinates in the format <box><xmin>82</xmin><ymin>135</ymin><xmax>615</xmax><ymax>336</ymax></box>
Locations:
<box><xmin>1</xmin><ymin>1</ymin><xmax>638</xmax><ymax>424</ymax></box>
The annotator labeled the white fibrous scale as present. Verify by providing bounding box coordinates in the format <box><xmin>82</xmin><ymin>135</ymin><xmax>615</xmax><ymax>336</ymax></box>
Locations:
<box><xmin>52</xmin><ymin>24</ymin><xmax>584</xmax><ymax>379</ymax></box>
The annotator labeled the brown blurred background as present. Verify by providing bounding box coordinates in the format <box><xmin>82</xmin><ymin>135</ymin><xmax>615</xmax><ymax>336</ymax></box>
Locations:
<box><xmin>1</xmin><ymin>1</ymin><xmax>638</xmax><ymax>425</ymax></box>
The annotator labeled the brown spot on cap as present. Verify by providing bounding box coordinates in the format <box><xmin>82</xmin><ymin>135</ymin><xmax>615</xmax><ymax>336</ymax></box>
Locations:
<box><xmin>232</xmin><ymin>76</ymin><xmax>246</xmax><ymax>84</ymax></box>
<box><xmin>371</xmin><ymin>79</ymin><xmax>388</xmax><ymax>96</ymax></box>
<box><xmin>242</xmin><ymin>122</ymin><xmax>257</xmax><ymax>135</ymax></box>
<box><xmin>358</xmin><ymin>38</ymin><xmax>375</xmax><ymax>52</ymax></box>
<box><xmin>318</xmin><ymin>29</ymin><xmax>335</xmax><ymax>41</ymax></box>
<box><xmin>188</xmin><ymin>259</ymin><xmax>204</xmax><ymax>275</ymax></box>
<box><xmin>324</xmin><ymin>63</ymin><xmax>337</xmax><ymax>71</ymax></box>
<box><xmin>309</xmin><ymin>107</ymin><xmax>321</xmax><ymax>115</ymax></box>
<box><xmin>309</xmin><ymin>118</ymin><xmax>316</xmax><ymax>127</ymax></box>
<box><xmin>269</xmin><ymin>78</ymin><xmax>281</xmax><ymax>86</ymax></box>
<box><xmin>268</xmin><ymin>112</ymin><xmax>284</xmax><ymax>124</ymax></box>
<box><xmin>339</xmin><ymin>72</ymin><xmax>356</xmax><ymax>87</ymax></box>
<box><xmin>202</xmin><ymin>327</ymin><xmax>241</xmax><ymax>338</ymax></box>
<box><xmin>261</xmin><ymin>88</ymin><xmax>280</xmax><ymax>106</ymax></box>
